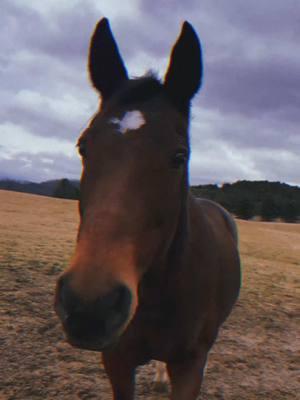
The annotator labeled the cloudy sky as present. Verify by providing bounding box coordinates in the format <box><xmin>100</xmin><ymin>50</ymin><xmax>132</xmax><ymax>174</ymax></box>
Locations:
<box><xmin>1</xmin><ymin>0</ymin><xmax>299</xmax><ymax>185</ymax></box>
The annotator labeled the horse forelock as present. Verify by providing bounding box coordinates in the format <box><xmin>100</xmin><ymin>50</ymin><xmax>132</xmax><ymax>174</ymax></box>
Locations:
<box><xmin>100</xmin><ymin>73</ymin><xmax>191</xmax><ymax>119</ymax></box>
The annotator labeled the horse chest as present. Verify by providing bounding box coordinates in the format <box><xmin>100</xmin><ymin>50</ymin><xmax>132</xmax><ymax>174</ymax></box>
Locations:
<box><xmin>123</xmin><ymin>299</ymin><xmax>203</xmax><ymax>362</ymax></box>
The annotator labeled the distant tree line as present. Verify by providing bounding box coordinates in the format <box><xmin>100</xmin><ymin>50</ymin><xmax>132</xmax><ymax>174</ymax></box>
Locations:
<box><xmin>191</xmin><ymin>181</ymin><xmax>300</xmax><ymax>223</ymax></box>
<box><xmin>53</xmin><ymin>179</ymin><xmax>80</xmax><ymax>200</ymax></box>
<box><xmin>53</xmin><ymin>179</ymin><xmax>299</xmax><ymax>223</ymax></box>
<box><xmin>1</xmin><ymin>178</ymin><xmax>299</xmax><ymax>223</ymax></box>
<box><xmin>0</xmin><ymin>178</ymin><xmax>80</xmax><ymax>199</ymax></box>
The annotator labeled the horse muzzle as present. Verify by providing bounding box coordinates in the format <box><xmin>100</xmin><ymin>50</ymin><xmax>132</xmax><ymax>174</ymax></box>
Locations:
<box><xmin>54</xmin><ymin>276</ymin><xmax>133</xmax><ymax>351</ymax></box>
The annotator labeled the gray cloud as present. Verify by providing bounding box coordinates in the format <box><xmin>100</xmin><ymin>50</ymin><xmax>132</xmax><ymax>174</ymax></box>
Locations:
<box><xmin>0</xmin><ymin>151</ymin><xmax>80</xmax><ymax>182</ymax></box>
<box><xmin>0</xmin><ymin>0</ymin><xmax>100</xmax><ymax>141</ymax></box>
<box><xmin>0</xmin><ymin>0</ymin><xmax>299</xmax><ymax>185</ymax></box>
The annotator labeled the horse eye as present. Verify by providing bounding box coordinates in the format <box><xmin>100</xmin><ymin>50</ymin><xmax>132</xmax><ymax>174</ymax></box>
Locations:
<box><xmin>171</xmin><ymin>149</ymin><xmax>188</xmax><ymax>169</ymax></box>
<box><xmin>78</xmin><ymin>142</ymin><xmax>87</xmax><ymax>158</ymax></box>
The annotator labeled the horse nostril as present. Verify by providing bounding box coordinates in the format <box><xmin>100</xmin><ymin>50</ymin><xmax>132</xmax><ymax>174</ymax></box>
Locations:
<box><xmin>100</xmin><ymin>285</ymin><xmax>132</xmax><ymax>332</ymax></box>
<box><xmin>55</xmin><ymin>275</ymin><xmax>83</xmax><ymax>322</ymax></box>
<box><xmin>96</xmin><ymin>285</ymin><xmax>131</xmax><ymax>317</ymax></box>
<box><xmin>55</xmin><ymin>280</ymin><xmax>132</xmax><ymax>342</ymax></box>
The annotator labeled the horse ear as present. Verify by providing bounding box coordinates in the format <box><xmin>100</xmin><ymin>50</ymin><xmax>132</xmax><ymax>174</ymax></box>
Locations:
<box><xmin>164</xmin><ymin>22</ymin><xmax>202</xmax><ymax>112</ymax></box>
<box><xmin>88</xmin><ymin>18</ymin><xmax>128</xmax><ymax>100</ymax></box>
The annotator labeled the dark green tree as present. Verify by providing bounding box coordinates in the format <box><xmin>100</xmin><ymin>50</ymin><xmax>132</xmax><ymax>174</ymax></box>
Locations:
<box><xmin>235</xmin><ymin>197</ymin><xmax>255</xmax><ymax>220</ymax></box>
<box><xmin>53</xmin><ymin>179</ymin><xmax>79</xmax><ymax>200</ymax></box>
<box><xmin>281</xmin><ymin>200</ymin><xmax>299</xmax><ymax>223</ymax></box>
<box><xmin>260</xmin><ymin>197</ymin><xmax>280</xmax><ymax>221</ymax></box>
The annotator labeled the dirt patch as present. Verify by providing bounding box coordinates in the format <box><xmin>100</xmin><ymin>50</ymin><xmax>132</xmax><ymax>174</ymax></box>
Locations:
<box><xmin>0</xmin><ymin>190</ymin><xmax>299</xmax><ymax>399</ymax></box>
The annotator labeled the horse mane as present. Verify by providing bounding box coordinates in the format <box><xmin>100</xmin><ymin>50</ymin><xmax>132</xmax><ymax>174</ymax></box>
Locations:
<box><xmin>108</xmin><ymin>73</ymin><xmax>191</xmax><ymax>119</ymax></box>
<box><xmin>112</xmin><ymin>73</ymin><xmax>163</xmax><ymax>108</ymax></box>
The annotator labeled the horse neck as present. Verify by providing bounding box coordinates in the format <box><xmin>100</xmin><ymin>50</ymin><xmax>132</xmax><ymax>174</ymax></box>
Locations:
<box><xmin>139</xmin><ymin>173</ymin><xmax>189</xmax><ymax>303</ymax></box>
<box><xmin>166</xmin><ymin>177</ymin><xmax>190</xmax><ymax>272</ymax></box>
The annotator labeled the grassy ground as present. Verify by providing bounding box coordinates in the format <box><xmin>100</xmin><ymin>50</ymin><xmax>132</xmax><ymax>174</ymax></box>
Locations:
<box><xmin>0</xmin><ymin>189</ymin><xmax>299</xmax><ymax>399</ymax></box>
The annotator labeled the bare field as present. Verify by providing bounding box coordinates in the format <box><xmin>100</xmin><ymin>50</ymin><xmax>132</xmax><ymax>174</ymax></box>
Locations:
<box><xmin>0</xmin><ymin>189</ymin><xmax>299</xmax><ymax>399</ymax></box>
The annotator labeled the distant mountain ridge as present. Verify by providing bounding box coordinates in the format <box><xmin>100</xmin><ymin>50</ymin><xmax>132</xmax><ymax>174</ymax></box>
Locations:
<box><xmin>0</xmin><ymin>179</ymin><xmax>79</xmax><ymax>199</ymax></box>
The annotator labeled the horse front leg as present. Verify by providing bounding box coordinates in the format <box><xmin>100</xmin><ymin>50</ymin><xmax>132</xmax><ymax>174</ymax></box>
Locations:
<box><xmin>102</xmin><ymin>351</ymin><xmax>136</xmax><ymax>400</ymax></box>
<box><xmin>166</xmin><ymin>351</ymin><xmax>208</xmax><ymax>400</ymax></box>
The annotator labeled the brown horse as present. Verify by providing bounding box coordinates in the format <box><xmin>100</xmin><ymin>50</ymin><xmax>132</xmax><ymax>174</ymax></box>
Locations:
<box><xmin>55</xmin><ymin>18</ymin><xmax>241</xmax><ymax>400</ymax></box>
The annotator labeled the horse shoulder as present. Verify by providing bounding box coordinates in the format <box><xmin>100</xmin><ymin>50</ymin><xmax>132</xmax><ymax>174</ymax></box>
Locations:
<box><xmin>193</xmin><ymin>197</ymin><xmax>238</xmax><ymax>245</ymax></box>
<box><xmin>188</xmin><ymin>195</ymin><xmax>241</xmax><ymax>321</ymax></box>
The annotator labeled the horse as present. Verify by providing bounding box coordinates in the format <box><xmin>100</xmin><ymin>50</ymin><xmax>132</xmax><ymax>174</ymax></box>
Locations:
<box><xmin>55</xmin><ymin>18</ymin><xmax>241</xmax><ymax>400</ymax></box>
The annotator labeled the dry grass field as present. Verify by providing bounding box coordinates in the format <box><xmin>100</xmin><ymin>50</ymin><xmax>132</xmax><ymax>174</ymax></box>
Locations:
<box><xmin>0</xmin><ymin>189</ymin><xmax>299</xmax><ymax>399</ymax></box>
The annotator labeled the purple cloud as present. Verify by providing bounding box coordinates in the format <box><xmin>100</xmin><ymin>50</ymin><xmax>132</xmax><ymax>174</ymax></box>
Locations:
<box><xmin>0</xmin><ymin>0</ymin><xmax>299</xmax><ymax>185</ymax></box>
